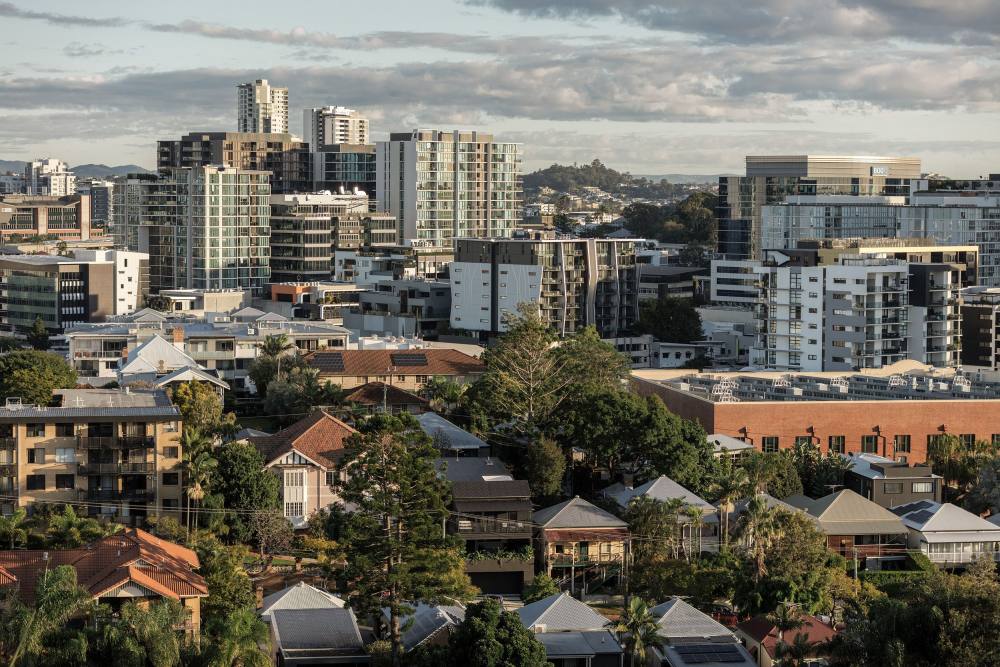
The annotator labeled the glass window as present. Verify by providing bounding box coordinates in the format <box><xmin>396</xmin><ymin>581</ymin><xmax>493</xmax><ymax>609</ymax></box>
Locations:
<box><xmin>27</xmin><ymin>448</ymin><xmax>44</xmax><ymax>464</ymax></box>
<box><xmin>325</xmin><ymin>471</ymin><xmax>336</xmax><ymax>486</ymax></box>
<box><xmin>55</xmin><ymin>448</ymin><xmax>75</xmax><ymax>463</ymax></box>
<box><xmin>960</xmin><ymin>434</ymin><xmax>976</xmax><ymax>448</ymax></box>
<box><xmin>162</xmin><ymin>473</ymin><xmax>179</xmax><ymax>485</ymax></box>
<box><xmin>862</xmin><ymin>435</ymin><xmax>878</xmax><ymax>454</ymax></box>
<box><xmin>762</xmin><ymin>436</ymin><xmax>779</xmax><ymax>453</ymax></box>
<box><xmin>284</xmin><ymin>502</ymin><xmax>304</xmax><ymax>518</ymax></box>
<box><xmin>163</xmin><ymin>446</ymin><xmax>179</xmax><ymax>458</ymax></box>
<box><xmin>829</xmin><ymin>436</ymin><xmax>845</xmax><ymax>454</ymax></box>
<box><xmin>55</xmin><ymin>423</ymin><xmax>74</xmax><ymax>437</ymax></box>
<box><xmin>26</xmin><ymin>424</ymin><xmax>45</xmax><ymax>438</ymax></box>
<box><xmin>25</xmin><ymin>474</ymin><xmax>45</xmax><ymax>491</ymax></box>
<box><xmin>55</xmin><ymin>474</ymin><xmax>74</xmax><ymax>490</ymax></box>
<box><xmin>894</xmin><ymin>435</ymin><xmax>911</xmax><ymax>453</ymax></box>
<box><xmin>913</xmin><ymin>482</ymin><xmax>933</xmax><ymax>494</ymax></box>
<box><xmin>884</xmin><ymin>482</ymin><xmax>903</xmax><ymax>494</ymax></box>
<box><xmin>794</xmin><ymin>436</ymin><xmax>812</xmax><ymax>446</ymax></box>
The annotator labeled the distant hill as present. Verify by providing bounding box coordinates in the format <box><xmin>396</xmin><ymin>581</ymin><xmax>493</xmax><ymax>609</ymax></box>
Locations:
<box><xmin>71</xmin><ymin>164</ymin><xmax>152</xmax><ymax>178</ymax></box>
<box><xmin>635</xmin><ymin>173</ymin><xmax>737</xmax><ymax>184</ymax></box>
<box><xmin>525</xmin><ymin>159</ymin><xmax>697</xmax><ymax>199</ymax></box>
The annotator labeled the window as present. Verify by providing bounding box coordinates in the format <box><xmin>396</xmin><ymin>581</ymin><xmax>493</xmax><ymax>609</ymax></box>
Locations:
<box><xmin>162</xmin><ymin>473</ymin><xmax>179</xmax><ymax>485</ymax></box>
<box><xmin>993</xmin><ymin>434</ymin><xmax>1000</xmax><ymax>446</ymax></box>
<box><xmin>894</xmin><ymin>435</ymin><xmax>911</xmax><ymax>453</ymax></box>
<box><xmin>794</xmin><ymin>436</ymin><xmax>812</xmax><ymax>446</ymax></box>
<box><xmin>55</xmin><ymin>474</ymin><xmax>74</xmax><ymax>490</ymax></box>
<box><xmin>326</xmin><ymin>471</ymin><xmax>336</xmax><ymax>486</ymax></box>
<box><xmin>884</xmin><ymin>482</ymin><xmax>903</xmax><ymax>494</ymax></box>
<box><xmin>913</xmin><ymin>482</ymin><xmax>934</xmax><ymax>494</ymax></box>
<box><xmin>163</xmin><ymin>446</ymin><xmax>179</xmax><ymax>458</ymax></box>
<box><xmin>284</xmin><ymin>502</ymin><xmax>304</xmax><ymax>518</ymax></box>
<box><xmin>27</xmin><ymin>448</ymin><xmax>44</xmax><ymax>464</ymax></box>
<box><xmin>26</xmin><ymin>475</ymin><xmax>45</xmax><ymax>491</ymax></box>
<box><xmin>285</xmin><ymin>470</ymin><xmax>304</xmax><ymax>487</ymax></box>
<box><xmin>162</xmin><ymin>499</ymin><xmax>179</xmax><ymax>510</ymax></box>
<box><xmin>26</xmin><ymin>424</ymin><xmax>45</xmax><ymax>438</ymax></box>
<box><xmin>829</xmin><ymin>436</ymin><xmax>845</xmax><ymax>454</ymax></box>
<box><xmin>56</xmin><ymin>423</ymin><xmax>74</xmax><ymax>437</ymax></box>
<box><xmin>862</xmin><ymin>435</ymin><xmax>878</xmax><ymax>454</ymax></box>
<box><xmin>960</xmin><ymin>434</ymin><xmax>976</xmax><ymax>448</ymax></box>
<box><xmin>762</xmin><ymin>436</ymin><xmax>779</xmax><ymax>453</ymax></box>
<box><xmin>55</xmin><ymin>448</ymin><xmax>75</xmax><ymax>463</ymax></box>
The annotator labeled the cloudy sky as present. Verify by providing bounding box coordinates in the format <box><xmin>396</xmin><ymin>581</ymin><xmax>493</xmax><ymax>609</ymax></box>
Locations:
<box><xmin>2</xmin><ymin>0</ymin><xmax>999</xmax><ymax>176</ymax></box>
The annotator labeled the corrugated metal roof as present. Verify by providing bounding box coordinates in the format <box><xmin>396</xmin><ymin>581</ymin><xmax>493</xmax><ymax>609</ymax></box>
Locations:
<box><xmin>517</xmin><ymin>592</ymin><xmax>610</xmax><ymax>631</ymax></box>
<box><xmin>534</xmin><ymin>497</ymin><xmax>627</xmax><ymax>529</ymax></box>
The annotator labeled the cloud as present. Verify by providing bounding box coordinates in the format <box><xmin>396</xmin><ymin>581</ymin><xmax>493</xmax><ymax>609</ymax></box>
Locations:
<box><xmin>468</xmin><ymin>0</ymin><xmax>1000</xmax><ymax>46</ymax></box>
<box><xmin>0</xmin><ymin>2</ymin><xmax>126</xmax><ymax>28</ymax></box>
<box><xmin>63</xmin><ymin>42</ymin><xmax>124</xmax><ymax>58</ymax></box>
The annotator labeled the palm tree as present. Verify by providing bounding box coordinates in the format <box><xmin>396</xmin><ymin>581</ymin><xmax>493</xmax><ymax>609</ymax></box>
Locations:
<box><xmin>682</xmin><ymin>505</ymin><xmax>705</xmax><ymax>560</ymax></box>
<box><xmin>8</xmin><ymin>565</ymin><xmax>94</xmax><ymax>666</ymax></box>
<box><xmin>205</xmin><ymin>606</ymin><xmax>271</xmax><ymax>667</ymax></box>
<box><xmin>768</xmin><ymin>602</ymin><xmax>805</xmax><ymax>644</ymax></box>
<box><xmin>258</xmin><ymin>334</ymin><xmax>294</xmax><ymax>378</ymax></box>
<box><xmin>0</xmin><ymin>508</ymin><xmax>27</xmax><ymax>549</ymax></box>
<box><xmin>182</xmin><ymin>429</ymin><xmax>217</xmax><ymax>541</ymax></box>
<box><xmin>774</xmin><ymin>631</ymin><xmax>817</xmax><ymax>667</ymax></box>
<box><xmin>737</xmin><ymin>496</ymin><xmax>779</xmax><ymax>582</ymax></box>
<box><xmin>711</xmin><ymin>462</ymin><xmax>749</xmax><ymax>553</ymax></box>
<box><xmin>99</xmin><ymin>599</ymin><xmax>188</xmax><ymax>665</ymax></box>
<box><xmin>613</xmin><ymin>597</ymin><xmax>666</xmax><ymax>667</ymax></box>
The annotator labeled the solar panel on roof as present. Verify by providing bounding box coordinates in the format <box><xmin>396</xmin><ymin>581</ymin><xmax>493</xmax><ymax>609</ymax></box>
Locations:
<box><xmin>319</xmin><ymin>352</ymin><xmax>345</xmax><ymax>372</ymax></box>
<box><xmin>391</xmin><ymin>352</ymin><xmax>428</xmax><ymax>366</ymax></box>
<box><xmin>907</xmin><ymin>509</ymin><xmax>935</xmax><ymax>523</ymax></box>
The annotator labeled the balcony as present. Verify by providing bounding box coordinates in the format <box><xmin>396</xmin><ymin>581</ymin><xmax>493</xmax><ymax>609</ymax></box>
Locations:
<box><xmin>77</xmin><ymin>436</ymin><xmax>154</xmax><ymax>449</ymax></box>
<box><xmin>455</xmin><ymin>517</ymin><xmax>533</xmax><ymax>537</ymax></box>
<box><xmin>81</xmin><ymin>488</ymin><xmax>156</xmax><ymax>502</ymax></box>
<box><xmin>0</xmin><ymin>464</ymin><xmax>16</xmax><ymax>477</ymax></box>
<box><xmin>78</xmin><ymin>462</ymin><xmax>155</xmax><ymax>475</ymax></box>
<box><xmin>549</xmin><ymin>552</ymin><xmax>622</xmax><ymax>567</ymax></box>
<box><xmin>0</xmin><ymin>437</ymin><xmax>16</xmax><ymax>449</ymax></box>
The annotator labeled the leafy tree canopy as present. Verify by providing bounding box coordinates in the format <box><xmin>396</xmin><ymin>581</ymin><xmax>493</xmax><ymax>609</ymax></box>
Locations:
<box><xmin>633</xmin><ymin>296</ymin><xmax>703</xmax><ymax>343</ymax></box>
<box><xmin>448</xmin><ymin>598</ymin><xmax>549</xmax><ymax>667</ymax></box>
<box><xmin>0</xmin><ymin>350</ymin><xmax>77</xmax><ymax>406</ymax></box>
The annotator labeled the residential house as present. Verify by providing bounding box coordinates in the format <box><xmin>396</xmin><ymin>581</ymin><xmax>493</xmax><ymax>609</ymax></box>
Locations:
<box><xmin>305</xmin><ymin>349</ymin><xmax>485</xmax><ymax>391</ymax></box>
<box><xmin>785</xmin><ymin>489</ymin><xmax>908</xmax><ymax>568</ymax></box>
<box><xmin>736</xmin><ymin>614</ymin><xmax>836</xmax><ymax>667</ymax></box>
<box><xmin>516</xmin><ymin>592</ymin><xmax>623</xmax><ymax>667</ymax></box>
<box><xmin>342</xmin><ymin>382</ymin><xmax>430</xmax><ymax>415</ymax></box>
<box><xmin>843</xmin><ymin>452</ymin><xmax>943</xmax><ymax>508</ymax></box>
<box><xmin>602</xmin><ymin>475</ymin><xmax>720</xmax><ymax>552</ymax></box>
<box><xmin>650</xmin><ymin>597</ymin><xmax>756</xmax><ymax>667</ymax></box>
<box><xmin>0</xmin><ymin>528</ymin><xmax>207</xmax><ymax>633</ymax></box>
<box><xmin>418</xmin><ymin>412</ymin><xmax>490</xmax><ymax>457</ymax></box>
<box><xmin>0</xmin><ymin>388</ymin><xmax>184</xmax><ymax>523</ymax></box>
<box><xmin>384</xmin><ymin>603</ymin><xmax>466</xmax><ymax>653</ymax></box>
<box><xmin>259</xmin><ymin>581</ymin><xmax>346</xmax><ymax>622</ymax></box>
<box><xmin>117</xmin><ymin>334</ymin><xmax>229</xmax><ymax>397</ymax></box>
<box><xmin>270</xmin><ymin>607</ymin><xmax>370</xmax><ymax>666</ymax></box>
<box><xmin>534</xmin><ymin>497</ymin><xmax>628</xmax><ymax>591</ymax></box>
<box><xmin>892</xmin><ymin>500</ymin><xmax>1000</xmax><ymax>565</ymax></box>
<box><xmin>249</xmin><ymin>410</ymin><xmax>357</xmax><ymax>528</ymax></box>
<box><xmin>708</xmin><ymin>433</ymin><xmax>754</xmax><ymax>461</ymax></box>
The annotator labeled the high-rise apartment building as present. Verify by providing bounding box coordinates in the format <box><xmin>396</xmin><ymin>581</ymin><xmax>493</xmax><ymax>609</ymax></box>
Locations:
<box><xmin>717</xmin><ymin>155</ymin><xmax>921</xmax><ymax>260</ymax></box>
<box><xmin>304</xmin><ymin>106</ymin><xmax>369</xmax><ymax>147</ymax></box>
<box><xmin>24</xmin><ymin>158</ymin><xmax>76</xmax><ymax>197</ymax></box>
<box><xmin>113</xmin><ymin>167</ymin><xmax>271</xmax><ymax>295</ymax></box>
<box><xmin>961</xmin><ymin>287</ymin><xmax>1000</xmax><ymax>370</ymax></box>
<box><xmin>376</xmin><ymin>130</ymin><xmax>522</xmax><ymax>248</ymax></box>
<box><xmin>157</xmin><ymin>131</ymin><xmax>310</xmax><ymax>194</ymax></box>
<box><xmin>237</xmin><ymin>79</ymin><xmax>288</xmax><ymax>134</ymax></box>
<box><xmin>0</xmin><ymin>250</ymin><xmax>148</xmax><ymax>339</ymax></box>
<box><xmin>450</xmin><ymin>235</ymin><xmax>639</xmax><ymax>338</ymax></box>
<box><xmin>312</xmin><ymin>145</ymin><xmax>376</xmax><ymax>199</ymax></box>
<box><xmin>712</xmin><ymin>241</ymin><xmax>973</xmax><ymax>371</ymax></box>
<box><xmin>77</xmin><ymin>179</ymin><xmax>114</xmax><ymax>231</ymax></box>
<box><xmin>269</xmin><ymin>192</ymin><xmax>396</xmax><ymax>283</ymax></box>
<box><xmin>0</xmin><ymin>388</ymin><xmax>183</xmax><ymax>522</ymax></box>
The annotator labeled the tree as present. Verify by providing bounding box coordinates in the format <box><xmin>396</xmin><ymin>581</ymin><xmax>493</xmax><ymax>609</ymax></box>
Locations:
<box><xmin>448</xmin><ymin>598</ymin><xmax>548</xmax><ymax>667</ymax></box>
<box><xmin>204</xmin><ymin>606</ymin><xmax>271</xmax><ymax>667</ymax></box>
<box><xmin>262</xmin><ymin>367</ymin><xmax>343</xmax><ymax>422</ymax></box>
<box><xmin>182</xmin><ymin>427</ymin><xmax>217</xmax><ymax>539</ymax></box>
<box><xmin>523</xmin><ymin>436</ymin><xmax>565</xmax><ymax>500</ymax></box>
<box><xmin>0</xmin><ymin>350</ymin><xmax>77</xmax><ymax>406</ymax></box>
<box><xmin>198</xmin><ymin>540</ymin><xmax>256</xmax><ymax>625</ymax></box>
<box><xmin>554</xmin><ymin>325</ymin><xmax>631</xmax><ymax>394</ymax></box>
<box><xmin>710</xmin><ymin>459</ymin><xmax>749</xmax><ymax>553</ymax></box>
<box><xmin>0</xmin><ymin>337</ymin><xmax>21</xmax><ymax>352</ymax></box>
<box><xmin>26</xmin><ymin>316</ymin><xmax>50</xmax><ymax>351</ymax></box>
<box><xmin>775</xmin><ymin>632</ymin><xmax>819</xmax><ymax>667</ymax></box>
<box><xmin>768</xmin><ymin>602</ymin><xmax>805</xmax><ymax>644</ymax></box>
<box><xmin>966</xmin><ymin>457</ymin><xmax>1000</xmax><ymax>515</ymax></box>
<box><xmin>248</xmin><ymin>510</ymin><xmax>294</xmax><ymax>568</ymax></box>
<box><xmin>740</xmin><ymin>452</ymin><xmax>803</xmax><ymax>499</ymax></box>
<box><xmin>3</xmin><ymin>565</ymin><xmax>94</xmax><ymax>667</ymax></box>
<box><xmin>633</xmin><ymin>296</ymin><xmax>703</xmax><ymax>343</ymax></box>
<box><xmin>95</xmin><ymin>599</ymin><xmax>188</xmax><ymax>667</ymax></box>
<box><xmin>790</xmin><ymin>442</ymin><xmax>853</xmax><ymax>498</ymax></box>
<box><xmin>0</xmin><ymin>508</ymin><xmax>27</xmax><ymax>549</ymax></box>
<box><xmin>627</xmin><ymin>496</ymin><xmax>686</xmax><ymax>562</ymax></box>
<box><xmin>170</xmin><ymin>381</ymin><xmax>223</xmax><ymax>432</ymax></box>
<box><xmin>213</xmin><ymin>441</ymin><xmax>280</xmax><ymax>542</ymax></box>
<box><xmin>45</xmin><ymin>504</ymin><xmax>120</xmax><ymax>549</ymax></box>
<box><xmin>521</xmin><ymin>573</ymin><xmax>560</xmax><ymax>604</ymax></box>
<box><xmin>259</xmin><ymin>333</ymin><xmax>294</xmax><ymax>360</ymax></box>
<box><xmin>614</xmin><ymin>597</ymin><xmax>665</xmax><ymax>667</ymax></box>
<box><xmin>476</xmin><ymin>303</ymin><xmax>574</xmax><ymax>434</ymax></box>
<box><xmin>248</xmin><ymin>334</ymin><xmax>297</xmax><ymax>396</ymax></box>
<box><xmin>335</xmin><ymin>414</ymin><xmax>475</xmax><ymax>666</ymax></box>
<box><xmin>422</xmin><ymin>377</ymin><xmax>467</xmax><ymax>416</ymax></box>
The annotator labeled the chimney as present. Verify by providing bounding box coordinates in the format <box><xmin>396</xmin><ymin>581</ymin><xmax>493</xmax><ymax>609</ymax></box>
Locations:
<box><xmin>171</xmin><ymin>326</ymin><xmax>184</xmax><ymax>349</ymax></box>
<box><xmin>255</xmin><ymin>585</ymin><xmax>264</xmax><ymax>609</ymax></box>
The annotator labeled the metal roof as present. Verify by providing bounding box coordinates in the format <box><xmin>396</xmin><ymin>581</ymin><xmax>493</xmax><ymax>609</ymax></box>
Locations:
<box><xmin>786</xmin><ymin>489</ymin><xmax>907</xmax><ymax>535</ymax></box>
<box><xmin>651</xmin><ymin>597</ymin><xmax>734</xmax><ymax>641</ymax></box>
<box><xmin>260</xmin><ymin>582</ymin><xmax>345</xmax><ymax>621</ymax></box>
<box><xmin>534</xmin><ymin>497</ymin><xmax>627</xmax><ymax>529</ymax></box>
<box><xmin>271</xmin><ymin>608</ymin><xmax>365</xmax><ymax>654</ymax></box>
<box><xmin>517</xmin><ymin>592</ymin><xmax>611</xmax><ymax>632</ymax></box>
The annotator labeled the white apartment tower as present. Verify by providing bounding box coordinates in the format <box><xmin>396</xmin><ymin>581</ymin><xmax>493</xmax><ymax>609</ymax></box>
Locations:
<box><xmin>304</xmin><ymin>106</ymin><xmax>369</xmax><ymax>148</ymax></box>
<box><xmin>24</xmin><ymin>158</ymin><xmax>76</xmax><ymax>196</ymax></box>
<box><xmin>376</xmin><ymin>130</ymin><xmax>522</xmax><ymax>248</ymax></box>
<box><xmin>237</xmin><ymin>79</ymin><xmax>289</xmax><ymax>134</ymax></box>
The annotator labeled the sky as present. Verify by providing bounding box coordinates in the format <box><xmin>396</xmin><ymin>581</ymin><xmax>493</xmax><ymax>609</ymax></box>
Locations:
<box><xmin>1</xmin><ymin>0</ymin><xmax>999</xmax><ymax>176</ymax></box>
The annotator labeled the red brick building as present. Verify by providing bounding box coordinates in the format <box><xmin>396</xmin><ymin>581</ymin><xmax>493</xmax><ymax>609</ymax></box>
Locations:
<box><xmin>632</xmin><ymin>369</ymin><xmax>1000</xmax><ymax>464</ymax></box>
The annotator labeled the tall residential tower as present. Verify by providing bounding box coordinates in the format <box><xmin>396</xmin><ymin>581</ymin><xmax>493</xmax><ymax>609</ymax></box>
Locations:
<box><xmin>237</xmin><ymin>79</ymin><xmax>288</xmax><ymax>134</ymax></box>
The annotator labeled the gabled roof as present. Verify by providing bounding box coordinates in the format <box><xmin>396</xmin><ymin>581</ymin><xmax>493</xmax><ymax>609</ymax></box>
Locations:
<box><xmin>271</xmin><ymin>608</ymin><xmax>365</xmax><ymax>658</ymax></box>
<box><xmin>384</xmin><ymin>603</ymin><xmax>466</xmax><ymax>651</ymax></box>
<box><xmin>250</xmin><ymin>410</ymin><xmax>357</xmax><ymax>469</ymax></box>
<box><xmin>306</xmin><ymin>349</ymin><xmax>485</xmax><ymax>378</ymax></box>
<box><xmin>536</xmin><ymin>631</ymin><xmax>622</xmax><ymax>658</ymax></box>
<box><xmin>535</xmin><ymin>497</ymin><xmax>628</xmax><ymax>529</ymax></box>
<box><xmin>517</xmin><ymin>592</ymin><xmax>610</xmax><ymax>631</ymax></box>
<box><xmin>231</xmin><ymin>306</ymin><xmax>267</xmax><ymax>320</ymax></box>
<box><xmin>260</xmin><ymin>581</ymin><xmax>345</xmax><ymax>620</ymax></box>
<box><xmin>418</xmin><ymin>412</ymin><xmax>487</xmax><ymax>451</ymax></box>
<box><xmin>119</xmin><ymin>334</ymin><xmax>200</xmax><ymax>375</ymax></box>
<box><xmin>128</xmin><ymin>308</ymin><xmax>168</xmax><ymax>322</ymax></box>
<box><xmin>651</xmin><ymin>597</ymin><xmax>734</xmax><ymax>641</ymax></box>
<box><xmin>434</xmin><ymin>457</ymin><xmax>511</xmax><ymax>482</ymax></box>
<box><xmin>344</xmin><ymin>382</ymin><xmax>429</xmax><ymax>408</ymax></box>
<box><xmin>150</xmin><ymin>366</ymin><xmax>230</xmax><ymax>391</ymax></box>
<box><xmin>737</xmin><ymin>615</ymin><xmax>836</xmax><ymax>659</ymax></box>
<box><xmin>892</xmin><ymin>501</ymin><xmax>1000</xmax><ymax>541</ymax></box>
<box><xmin>603</xmin><ymin>476</ymin><xmax>715</xmax><ymax>514</ymax></box>
<box><xmin>0</xmin><ymin>528</ymin><xmax>206</xmax><ymax>604</ymax></box>
<box><xmin>785</xmin><ymin>489</ymin><xmax>906</xmax><ymax>536</ymax></box>
<box><xmin>733</xmin><ymin>493</ymin><xmax>812</xmax><ymax>518</ymax></box>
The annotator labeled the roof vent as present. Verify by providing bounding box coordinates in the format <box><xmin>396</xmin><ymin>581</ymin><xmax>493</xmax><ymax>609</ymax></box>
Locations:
<box><xmin>4</xmin><ymin>397</ymin><xmax>23</xmax><ymax>410</ymax></box>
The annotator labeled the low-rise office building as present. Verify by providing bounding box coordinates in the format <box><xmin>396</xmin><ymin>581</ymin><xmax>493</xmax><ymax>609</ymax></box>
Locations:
<box><xmin>0</xmin><ymin>388</ymin><xmax>184</xmax><ymax>523</ymax></box>
<box><xmin>0</xmin><ymin>194</ymin><xmax>92</xmax><ymax>242</ymax></box>
<box><xmin>343</xmin><ymin>278</ymin><xmax>450</xmax><ymax>337</ymax></box>
<box><xmin>0</xmin><ymin>250</ymin><xmax>148</xmax><ymax>339</ymax></box>
<box><xmin>631</xmin><ymin>365</ymin><xmax>1000</xmax><ymax>464</ymax></box>
<box><xmin>451</xmin><ymin>235</ymin><xmax>639</xmax><ymax>338</ymax></box>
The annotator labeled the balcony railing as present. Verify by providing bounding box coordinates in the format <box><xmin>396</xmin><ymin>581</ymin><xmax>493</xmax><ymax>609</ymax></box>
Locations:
<box><xmin>81</xmin><ymin>488</ymin><xmax>156</xmax><ymax>502</ymax></box>
<box><xmin>0</xmin><ymin>438</ymin><xmax>16</xmax><ymax>449</ymax></box>
<box><xmin>77</xmin><ymin>436</ymin><xmax>154</xmax><ymax>449</ymax></box>
<box><xmin>0</xmin><ymin>464</ymin><xmax>16</xmax><ymax>477</ymax></box>
<box><xmin>549</xmin><ymin>553</ymin><xmax>622</xmax><ymax>567</ymax></box>
<box><xmin>455</xmin><ymin>518</ymin><xmax>532</xmax><ymax>535</ymax></box>
<box><xmin>78</xmin><ymin>462</ymin><xmax>155</xmax><ymax>475</ymax></box>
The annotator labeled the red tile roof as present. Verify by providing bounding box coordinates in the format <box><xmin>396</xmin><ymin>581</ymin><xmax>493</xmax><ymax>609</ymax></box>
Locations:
<box><xmin>306</xmin><ymin>349</ymin><xmax>485</xmax><ymax>379</ymax></box>
<box><xmin>737</xmin><ymin>614</ymin><xmax>837</xmax><ymax>658</ymax></box>
<box><xmin>343</xmin><ymin>382</ymin><xmax>430</xmax><ymax>408</ymax></box>
<box><xmin>0</xmin><ymin>528</ymin><xmax>207</xmax><ymax>604</ymax></box>
<box><xmin>251</xmin><ymin>409</ymin><xmax>358</xmax><ymax>469</ymax></box>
